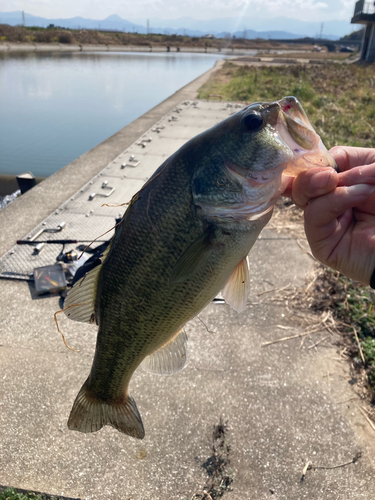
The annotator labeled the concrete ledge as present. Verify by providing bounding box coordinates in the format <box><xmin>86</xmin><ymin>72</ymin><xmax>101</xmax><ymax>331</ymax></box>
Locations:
<box><xmin>0</xmin><ymin>43</ymin><xmax>251</xmax><ymax>55</ymax></box>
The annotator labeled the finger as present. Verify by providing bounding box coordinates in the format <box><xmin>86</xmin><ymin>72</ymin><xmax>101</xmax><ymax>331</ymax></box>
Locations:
<box><xmin>337</xmin><ymin>163</ymin><xmax>375</xmax><ymax>187</ymax></box>
<box><xmin>330</xmin><ymin>146</ymin><xmax>375</xmax><ymax>172</ymax></box>
<box><xmin>305</xmin><ymin>184</ymin><xmax>375</xmax><ymax>229</ymax></box>
<box><xmin>291</xmin><ymin>167</ymin><xmax>338</xmax><ymax>209</ymax></box>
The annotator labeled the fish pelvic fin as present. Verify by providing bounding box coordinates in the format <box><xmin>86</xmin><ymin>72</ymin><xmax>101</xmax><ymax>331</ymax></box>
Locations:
<box><xmin>68</xmin><ymin>380</ymin><xmax>145</xmax><ymax>439</ymax></box>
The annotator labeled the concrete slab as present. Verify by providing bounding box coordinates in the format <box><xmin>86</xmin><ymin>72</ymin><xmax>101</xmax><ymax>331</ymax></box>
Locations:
<box><xmin>0</xmin><ymin>69</ymin><xmax>375</xmax><ymax>498</ymax></box>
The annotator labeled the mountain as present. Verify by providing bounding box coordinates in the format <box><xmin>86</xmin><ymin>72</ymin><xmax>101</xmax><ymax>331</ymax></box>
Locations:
<box><xmin>0</xmin><ymin>11</ymin><xmax>354</xmax><ymax>40</ymax></box>
<box><xmin>0</xmin><ymin>11</ymin><xmax>146</xmax><ymax>33</ymax></box>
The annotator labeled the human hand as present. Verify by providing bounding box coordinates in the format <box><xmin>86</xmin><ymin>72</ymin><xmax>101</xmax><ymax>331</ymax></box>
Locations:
<box><xmin>285</xmin><ymin>146</ymin><xmax>375</xmax><ymax>285</ymax></box>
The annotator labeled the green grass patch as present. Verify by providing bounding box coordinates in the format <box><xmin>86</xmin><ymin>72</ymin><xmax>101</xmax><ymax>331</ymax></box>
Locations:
<box><xmin>198</xmin><ymin>61</ymin><xmax>375</xmax><ymax>149</ymax></box>
<box><xmin>0</xmin><ymin>489</ymin><xmax>44</xmax><ymax>500</ymax></box>
<box><xmin>0</xmin><ymin>487</ymin><xmax>75</xmax><ymax>500</ymax></box>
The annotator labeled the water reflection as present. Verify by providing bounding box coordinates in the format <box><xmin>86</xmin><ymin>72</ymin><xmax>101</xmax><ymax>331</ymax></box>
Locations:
<box><xmin>0</xmin><ymin>51</ymin><xmax>225</xmax><ymax>177</ymax></box>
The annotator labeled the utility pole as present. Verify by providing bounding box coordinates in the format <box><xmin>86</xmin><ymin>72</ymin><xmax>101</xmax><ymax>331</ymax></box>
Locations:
<box><xmin>243</xmin><ymin>27</ymin><xmax>247</xmax><ymax>39</ymax></box>
<box><xmin>319</xmin><ymin>22</ymin><xmax>324</xmax><ymax>39</ymax></box>
<box><xmin>22</xmin><ymin>10</ymin><xmax>25</xmax><ymax>26</ymax></box>
<box><xmin>147</xmin><ymin>19</ymin><xmax>149</xmax><ymax>35</ymax></box>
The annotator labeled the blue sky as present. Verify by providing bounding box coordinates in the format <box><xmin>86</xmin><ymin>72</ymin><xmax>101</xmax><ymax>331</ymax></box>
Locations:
<box><xmin>1</xmin><ymin>0</ymin><xmax>357</xmax><ymax>23</ymax></box>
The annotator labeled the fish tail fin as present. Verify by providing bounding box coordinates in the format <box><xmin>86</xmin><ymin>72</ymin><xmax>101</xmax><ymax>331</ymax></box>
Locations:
<box><xmin>68</xmin><ymin>380</ymin><xmax>145</xmax><ymax>439</ymax></box>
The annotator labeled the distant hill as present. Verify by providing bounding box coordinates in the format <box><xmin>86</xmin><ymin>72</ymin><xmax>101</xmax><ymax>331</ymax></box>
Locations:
<box><xmin>0</xmin><ymin>11</ymin><xmax>355</xmax><ymax>40</ymax></box>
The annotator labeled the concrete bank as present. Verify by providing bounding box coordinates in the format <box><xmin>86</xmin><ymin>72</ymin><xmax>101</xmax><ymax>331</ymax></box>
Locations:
<box><xmin>0</xmin><ymin>42</ymin><xmax>251</xmax><ymax>56</ymax></box>
<box><xmin>0</xmin><ymin>64</ymin><xmax>375</xmax><ymax>500</ymax></box>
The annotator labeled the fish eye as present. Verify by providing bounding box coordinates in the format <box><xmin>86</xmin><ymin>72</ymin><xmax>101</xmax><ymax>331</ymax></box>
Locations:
<box><xmin>243</xmin><ymin>112</ymin><xmax>264</xmax><ymax>132</ymax></box>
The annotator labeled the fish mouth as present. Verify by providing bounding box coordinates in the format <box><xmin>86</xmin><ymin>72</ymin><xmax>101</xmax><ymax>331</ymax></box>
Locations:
<box><xmin>221</xmin><ymin>97</ymin><xmax>336</xmax><ymax>221</ymax></box>
<box><xmin>276</xmin><ymin>96</ymin><xmax>337</xmax><ymax>176</ymax></box>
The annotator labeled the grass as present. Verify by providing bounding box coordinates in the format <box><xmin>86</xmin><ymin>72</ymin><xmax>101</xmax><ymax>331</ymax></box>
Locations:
<box><xmin>0</xmin><ymin>487</ymin><xmax>76</xmax><ymax>500</ymax></box>
<box><xmin>0</xmin><ymin>24</ymin><xmax>316</xmax><ymax>51</ymax></box>
<box><xmin>310</xmin><ymin>268</ymin><xmax>375</xmax><ymax>391</ymax></box>
<box><xmin>198</xmin><ymin>61</ymin><xmax>375</xmax><ymax>149</ymax></box>
<box><xmin>0</xmin><ymin>489</ymin><xmax>44</xmax><ymax>500</ymax></box>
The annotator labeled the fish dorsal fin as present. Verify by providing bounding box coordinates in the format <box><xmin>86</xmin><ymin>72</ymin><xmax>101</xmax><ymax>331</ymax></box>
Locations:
<box><xmin>140</xmin><ymin>328</ymin><xmax>188</xmax><ymax>375</ymax></box>
<box><xmin>221</xmin><ymin>257</ymin><xmax>250</xmax><ymax>313</ymax></box>
<box><xmin>170</xmin><ymin>228</ymin><xmax>215</xmax><ymax>284</ymax></box>
<box><xmin>64</xmin><ymin>244</ymin><xmax>111</xmax><ymax>323</ymax></box>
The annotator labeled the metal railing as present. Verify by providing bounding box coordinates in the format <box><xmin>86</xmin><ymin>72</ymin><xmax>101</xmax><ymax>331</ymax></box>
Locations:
<box><xmin>353</xmin><ymin>0</ymin><xmax>375</xmax><ymax>16</ymax></box>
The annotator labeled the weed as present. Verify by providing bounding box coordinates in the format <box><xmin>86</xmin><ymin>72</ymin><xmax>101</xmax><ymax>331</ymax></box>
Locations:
<box><xmin>188</xmin><ymin>418</ymin><xmax>234</xmax><ymax>499</ymax></box>
<box><xmin>310</xmin><ymin>267</ymin><xmax>375</xmax><ymax>389</ymax></box>
<box><xmin>0</xmin><ymin>489</ymin><xmax>44</xmax><ymax>500</ymax></box>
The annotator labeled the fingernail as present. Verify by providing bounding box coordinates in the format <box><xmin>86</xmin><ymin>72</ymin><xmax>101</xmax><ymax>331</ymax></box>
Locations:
<box><xmin>345</xmin><ymin>184</ymin><xmax>375</xmax><ymax>196</ymax></box>
<box><xmin>311</xmin><ymin>169</ymin><xmax>334</xmax><ymax>189</ymax></box>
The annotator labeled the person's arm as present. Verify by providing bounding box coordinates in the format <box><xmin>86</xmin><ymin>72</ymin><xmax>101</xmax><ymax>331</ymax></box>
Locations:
<box><xmin>285</xmin><ymin>146</ymin><xmax>375</xmax><ymax>286</ymax></box>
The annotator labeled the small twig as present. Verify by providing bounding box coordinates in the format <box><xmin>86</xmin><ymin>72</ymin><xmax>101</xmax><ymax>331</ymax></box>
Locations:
<box><xmin>197</xmin><ymin>315</ymin><xmax>217</xmax><ymax>335</ymax></box>
<box><xmin>352</xmin><ymin>326</ymin><xmax>365</xmax><ymax>364</ymax></box>
<box><xmin>300</xmin><ymin>461</ymin><xmax>311</xmax><ymax>482</ymax></box>
<box><xmin>305</xmin><ymin>274</ymin><xmax>318</xmax><ymax>293</ymax></box>
<box><xmin>257</xmin><ymin>283</ymin><xmax>291</xmax><ymax>296</ymax></box>
<box><xmin>309</xmin><ymin>452</ymin><xmax>361</xmax><ymax>471</ymax></box>
<box><xmin>54</xmin><ymin>305</ymin><xmax>86</xmax><ymax>352</ymax></box>
<box><xmin>262</xmin><ymin>332</ymin><xmax>309</xmax><ymax>347</ymax></box>
<box><xmin>102</xmin><ymin>202</ymin><xmax>129</xmax><ymax>207</ymax></box>
<box><xmin>359</xmin><ymin>407</ymin><xmax>375</xmax><ymax>432</ymax></box>
<box><xmin>300</xmin><ymin>334</ymin><xmax>309</xmax><ymax>349</ymax></box>
<box><xmin>308</xmin><ymin>336</ymin><xmax>328</xmax><ymax>350</ymax></box>
<box><xmin>335</xmin><ymin>397</ymin><xmax>358</xmax><ymax>405</ymax></box>
<box><xmin>296</xmin><ymin>239</ymin><xmax>316</xmax><ymax>260</ymax></box>
<box><xmin>339</xmin><ymin>347</ymin><xmax>348</xmax><ymax>358</ymax></box>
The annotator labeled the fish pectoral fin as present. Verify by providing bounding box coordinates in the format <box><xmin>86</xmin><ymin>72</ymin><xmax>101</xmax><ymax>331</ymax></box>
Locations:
<box><xmin>221</xmin><ymin>257</ymin><xmax>250</xmax><ymax>313</ymax></box>
<box><xmin>170</xmin><ymin>228</ymin><xmax>215</xmax><ymax>284</ymax></box>
<box><xmin>63</xmin><ymin>244</ymin><xmax>111</xmax><ymax>323</ymax></box>
<box><xmin>140</xmin><ymin>328</ymin><xmax>188</xmax><ymax>375</ymax></box>
<box><xmin>68</xmin><ymin>380</ymin><xmax>145</xmax><ymax>439</ymax></box>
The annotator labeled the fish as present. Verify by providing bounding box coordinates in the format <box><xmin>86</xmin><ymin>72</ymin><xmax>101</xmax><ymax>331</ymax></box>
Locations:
<box><xmin>63</xmin><ymin>96</ymin><xmax>336</xmax><ymax>439</ymax></box>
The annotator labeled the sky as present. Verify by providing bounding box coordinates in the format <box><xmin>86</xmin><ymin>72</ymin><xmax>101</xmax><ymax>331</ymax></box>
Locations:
<box><xmin>1</xmin><ymin>0</ymin><xmax>357</xmax><ymax>23</ymax></box>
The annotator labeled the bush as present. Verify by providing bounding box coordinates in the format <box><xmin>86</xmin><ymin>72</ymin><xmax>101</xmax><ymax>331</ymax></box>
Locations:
<box><xmin>58</xmin><ymin>31</ymin><xmax>73</xmax><ymax>44</ymax></box>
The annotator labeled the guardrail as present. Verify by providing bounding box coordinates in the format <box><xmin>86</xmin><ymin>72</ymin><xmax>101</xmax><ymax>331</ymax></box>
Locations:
<box><xmin>354</xmin><ymin>0</ymin><xmax>375</xmax><ymax>15</ymax></box>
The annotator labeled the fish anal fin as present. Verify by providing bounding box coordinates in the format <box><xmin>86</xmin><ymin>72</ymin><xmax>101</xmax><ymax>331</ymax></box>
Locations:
<box><xmin>63</xmin><ymin>244</ymin><xmax>111</xmax><ymax>323</ymax></box>
<box><xmin>68</xmin><ymin>380</ymin><xmax>145</xmax><ymax>439</ymax></box>
<box><xmin>141</xmin><ymin>328</ymin><xmax>188</xmax><ymax>375</ymax></box>
<box><xmin>221</xmin><ymin>257</ymin><xmax>250</xmax><ymax>313</ymax></box>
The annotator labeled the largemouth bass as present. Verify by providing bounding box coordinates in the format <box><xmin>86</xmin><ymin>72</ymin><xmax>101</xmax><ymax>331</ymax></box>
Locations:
<box><xmin>64</xmin><ymin>96</ymin><xmax>335</xmax><ymax>439</ymax></box>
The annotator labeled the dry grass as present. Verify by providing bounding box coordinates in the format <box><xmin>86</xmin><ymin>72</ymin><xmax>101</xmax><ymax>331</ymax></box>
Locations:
<box><xmin>199</xmin><ymin>61</ymin><xmax>375</xmax><ymax>149</ymax></box>
<box><xmin>0</xmin><ymin>24</ymin><xmax>336</xmax><ymax>52</ymax></box>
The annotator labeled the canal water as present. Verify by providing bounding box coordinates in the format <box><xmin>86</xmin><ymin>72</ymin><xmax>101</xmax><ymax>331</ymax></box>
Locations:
<box><xmin>0</xmin><ymin>51</ymin><xmax>226</xmax><ymax>178</ymax></box>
